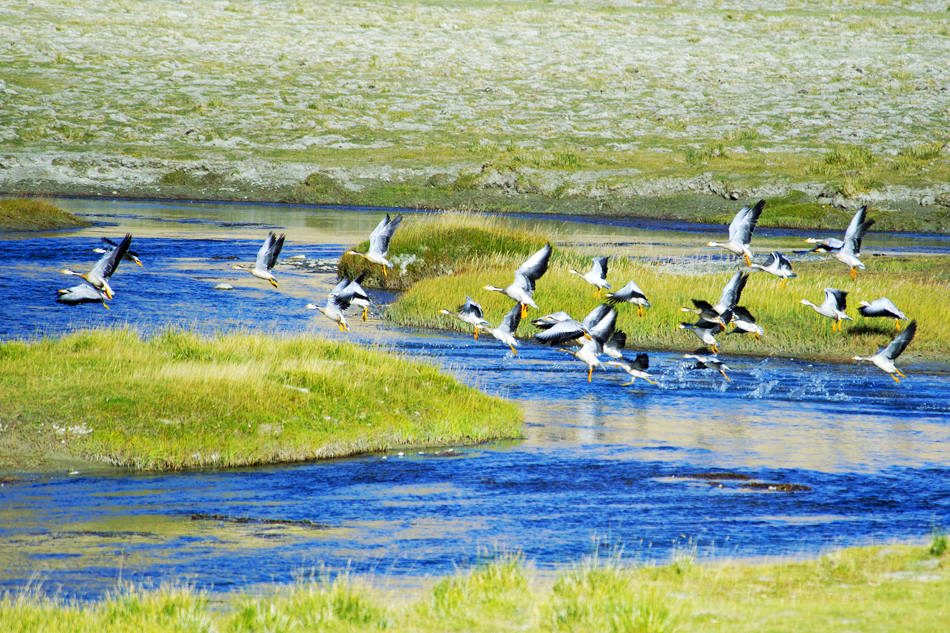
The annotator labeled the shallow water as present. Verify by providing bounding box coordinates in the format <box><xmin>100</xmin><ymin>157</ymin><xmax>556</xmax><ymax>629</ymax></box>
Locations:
<box><xmin>2</xmin><ymin>198</ymin><xmax>948</xmax><ymax>601</ymax></box>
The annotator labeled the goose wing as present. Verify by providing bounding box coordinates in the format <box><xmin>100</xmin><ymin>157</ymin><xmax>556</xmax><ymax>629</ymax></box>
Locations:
<box><xmin>823</xmin><ymin>287</ymin><xmax>848</xmax><ymax>312</ymax></box>
<box><xmin>582</xmin><ymin>303</ymin><xmax>613</xmax><ymax>330</ymax></box>
<box><xmin>718</xmin><ymin>271</ymin><xmax>749</xmax><ymax>312</ymax></box>
<box><xmin>591</xmin><ymin>256</ymin><xmax>609</xmax><ymax>279</ymax></box>
<box><xmin>630</xmin><ymin>352</ymin><xmax>649</xmax><ymax>371</ymax></box>
<box><xmin>607</xmin><ymin>330</ymin><xmax>627</xmax><ymax>352</ymax></box>
<box><xmin>732</xmin><ymin>305</ymin><xmax>756</xmax><ymax>323</ymax></box>
<box><xmin>328</xmin><ymin>292</ymin><xmax>351</xmax><ymax>312</ymax></box>
<box><xmin>516</xmin><ymin>243</ymin><xmax>552</xmax><ymax>283</ymax></box>
<box><xmin>329</xmin><ymin>276</ymin><xmax>350</xmax><ymax>296</ymax></box>
<box><xmin>91</xmin><ymin>233</ymin><xmax>131</xmax><ymax>279</ymax></box>
<box><xmin>859</xmin><ymin>297</ymin><xmax>905</xmax><ymax>319</ymax></box>
<box><xmin>498</xmin><ymin>301</ymin><xmax>523</xmax><ymax>335</ymax></box>
<box><xmin>102</xmin><ymin>236</ymin><xmax>141</xmax><ymax>259</ymax></box>
<box><xmin>459</xmin><ymin>296</ymin><xmax>485</xmax><ymax>320</ymax></box>
<box><xmin>728</xmin><ymin>199</ymin><xmax>765</xmax><ymax>245</ymax></box>
<box><xmin>369</xmin><ymin>214</ymin><xmax>403</xmax><ymax>256</ymax></box>
<box><xmin>841</xmin><ymin>206</ymin><xmax>874</xmax><ymax>255</ymax></box>
<box><xmin>588</xmin><ymin>306</ymin><xmax>617</xmax><ymax>344</ymax></box>
<box><xmin>881</xmin><ymin>320</ymin><xmax>916</xmax><ymax>360</ymax></box>
<box><xmin>535</xmin><ymin>318</ymin><xmax>586</xmax><ymax>345</ymax></box>
<box><xmin>532</xmin><ymin>311</ymin><xmax>573</xmax><ymax>329</ymax></box>
<box><xmin>255</xmin><ymin>232</ymin><xmax>284</xmax><ymax>270</ymax></box>
<box><xmin>606</xmin><ymin>279</ymin><xmax>647</xmax><ymax>304</ymax></box>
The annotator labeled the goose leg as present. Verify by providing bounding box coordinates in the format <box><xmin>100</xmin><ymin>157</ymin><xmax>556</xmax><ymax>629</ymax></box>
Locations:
<box><xmin>850</xmin><ymin>267</ymin><xmax>857</xmax><ymax>281</ymax></box>
<box><xmin>895</xmin><ymin>369</ymin><xmax>906</xmax><ymax>378</ymax></box>
<box><xmin>362</xmin><ymin>308</ymin><xmax>368</xmax><ymax>321</ymax></box>
<box><xmin>509</xmin><ymin>344</ymin><xmax>518</xmax><ymax>355</ymax></box>
<box><xmin>621</xmin><ymin>380</ymin><xmax>634</xmax><ymax>386</ymax></box>
<box><xmin>520</xmin><ymin>303</ymin><xmax>527</xmax><ymax>319</ymax></box>
<box><xmin>720</xmin><ymin>369</ymin><xmax>731</xmax><ymax>381</ymax></box>
<box><xmin>779</xmin><ymin>278</ymin><xmax>787</xmax><ymax>290</ymax></box>
<box><xmin>895</xmin><ymin>319</ymin><xmax>902</xmax><ymax>331</ymax></box>
<box><xmin>890</xmin><ymin>373</ymin><xmax>901</xmax><ymax>384</ymax></box>
<box><xmin>587</xmin><ymin>366</ymin><xmax>593</xmax><ymax>383</ymax></box>
<box><xmin>473</xmin><ymin>329</ymin><xmax>479</xmax><ymax>341</ymax></box>
<box><xmin>646</xmin><ymin>377</ymin><xmax>658</xmax><ymax>385</ymax></box>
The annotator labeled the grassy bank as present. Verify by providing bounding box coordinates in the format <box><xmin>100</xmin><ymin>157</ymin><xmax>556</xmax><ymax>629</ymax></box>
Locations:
<box><xmin>0</xmin><ymin>329</ymin><xmax>521</xmax><ymax>471</ymax></box>
<box><xmin>2</xmin><ymin>542</ymin><xmax>947</xmax><ymax>632</ymax></box>
<box><xmin>384</xmin><ymin>214</ymin><xmax>950</xmax><ymax>363</ymax></box>
<box><xmin>3</xmin><ymin>1</ymin><xmax>950</xmax><ymax>227</ymax></box>
<box><xmin>0</xmin><ymin>197</ymin><xmax>89</xmax><ymax>231</ymax></box>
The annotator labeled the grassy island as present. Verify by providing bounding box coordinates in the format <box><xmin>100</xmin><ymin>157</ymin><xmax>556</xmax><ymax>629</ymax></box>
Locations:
<box><xmin>367</xmin><ymin>213</ymin><xmax>949</xmax><ymax>363</ymax></box>
<box><xmin>0</xmin><ymin>197</ymin><xmax>89</xmax><ymax>231</ymax></box>
<box><xmin>0</xmin><ymin>329</ymin><xmax>521</xmax><ymax>471</ymax></box>
<box><xmin>2</xmin><ymin>542</ymin><xmax>946</xmax><ymax>632</ymax></box>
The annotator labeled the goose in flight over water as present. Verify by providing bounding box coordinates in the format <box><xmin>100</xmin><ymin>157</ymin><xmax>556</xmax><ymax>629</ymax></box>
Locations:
<box><xmin>93</xmin><ymin>236</ymin><xmax>143</xmax><ymax>267</ymax></box>
<box><xmin>56</xmin><ymin>283</ymin><xmax>110</xmax><ymax>308</ymax></box>
<box><xmin>858</xmin><ymin>297</ymin><xmax>908</xmax><ymax>331</ymax></box>
<box><xmin>681</xmin><ymin>271</ymin><xmax>748</xmax><ymax>325</ymax></box>
<box><xmin>61</xmin><ymin>233</ymin><xmax>132</xmax><ymax>300</ymax></box>
<box><xmin>607</xmin><ymin>352</ymin><xmax>657</xmax><ymax>386</ymax></box>
<box><xmin>307</xmin><ymin>292</ymin><xmax>352</xmax><ymax>332</ymax></box>
<box><xmin>336</xmin><ymin>273</ymin><xmax>371</xmax><ymax>321</ymax></box>
<box><xmin>348</xmin><ymin>213</ymin><xmax>403</xmax><ymax>279</ymax></box>
<box><xmin>801</xmin><ymin>287</ymin><xmax>852</xmax><ymax>331</ymax></box>
<box><xmin>749</xmin><ymin>251</ymin><xmax>796</xmax><ymax>288</ymax></box>
<box><xmin>683</xmin><ymin>353</ymin><xmax>731</xmax><ymax>381</ymax></box>
<box><xmin>853</xmin><ymin>320</ymin><xmax>917</xmax><ymax>384</ymax></box>
<box><xmin>606</xmin><ymin>279</ymin><xmax>650</xmax><ymax>316</ymax></box>
<box><xmin>533</xmin><ymin>303</ymin><xmax>610</xmax><ymax>346</ymax></box>
<box><xmin>481</xmin><ymin>301</ymin><xmax>523</xmax><ymax>355</ymax></box>
<box><xmin>233</xmin><ymin>232</ymin><xmax>284</xmax><ymax>288</ymax></box>
<box><xmin>485</xmin><ymin>243</ymin><xmax>552</xmax><ymax>319</ymax></box>
<box><xmin>707</xmin><ymin>199</ymin><xmax>765</xmax><ymax>265</ymax></box>
<box><xmin>679</xmin><ymin>317</ymin><xmax>726</xmax><ymax>354</ymax></box>
<box><xmin>727</xmin><ymin>306</ymin><xmax>764</xmax><ymax>339</ymax></box>
<box><xmin>569</xmin><ymin>256</ymin><xmax>610</xmax><ymax>296</ymax></box>
<box><xmin>805</xmin><ymin>206</ymin><xmax>874</xmax><ymax>280</ymax></box>
<box><xmin>556</xmin><ymin>305</ymin><xmax>617</xmax><ymax>382</ymax></box>
<box><xmin>441</xmin><ymin>296</ymin><xmax>491</xmax><ymax>340</ymax></box>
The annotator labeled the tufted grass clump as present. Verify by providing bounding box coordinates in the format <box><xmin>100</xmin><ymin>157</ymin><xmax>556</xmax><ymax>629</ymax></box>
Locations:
<box><xmin>0</xmin><ymin>328</ymin><xmax>522</xmax><ymax>471</ymax></box>
<box><xmin>0</xmin><ymin>197</ymin><xmax>89</xmax><ymax>231</ymax></box>
<box><xmin>3</xmin><ymin>544</ymin><xmax>946</xmax><ymax>632</ymax></box>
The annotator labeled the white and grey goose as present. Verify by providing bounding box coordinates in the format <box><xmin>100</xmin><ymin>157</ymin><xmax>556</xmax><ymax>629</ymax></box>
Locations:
<box><xmin>858</xmin><ymin>297</ymin><xmax>908</xmax><ymax>331</ymax></box>
<box><xmin>485</xmin><ymin>243</ymin><xmax>552</xmax><ymax>319</ymax></box>
<box><xmin>607</xmin><ymin>352</ymin><xmax>657</xmax><ymax>386</ymax></box>
<box><xmin>533</xmin><ymin>303</ymin><xmax>611</xmax><ymax>346</ymax></box>
<box><xmin>232</xmin><ymin>231</ymin><xmax>285</xmax><ymax>288</ymax></box>
<box><xmin>801</xmin><ymin>287</ymin><xmax>852</xmax><ymax>331</ymax></box>
<box><xmin>681</xmin><ymin>271</ymin><xmax>748</xmax><ymax>324</ymax></box>
<box><xmin>555</xmin><ymin>306</ymin><xmax>618</xmax><ymax>383</ymax></box>
<box><xmin>678</xmin><ymin>317</ymin><xmax>727</xmax><ymax>354</ymax></box>
<box><xmin>348</xmin><ymin>213</ymin><xmax>403</xmax><ymax>279</ymax></box>
<box><xmin>441</xmin><ymin>296</ymin><xmax>491</xmax><ymax>340</ymax></box>
<box><xmin>482</xmin><ymin>301</ymin><xmax>523</xmax><ymax>355</ymax></box>
<box><xmin>307</xmin><ymin>275</ymin><xmax>359</xmax><ymax>332</ymax></box>
<box><xmin>569</xmin><ymin>256</ymin><xmax>610</xmax><ymax>296</ymax></box>
<box><xmin>805</xmin><ymin>206</ymin><xmax>874</xmax><ymax>280</ymax></box>
<box><xmin>853</xmin><ymin>320</ymin><xmax>917</xmax><ymax>384</ymax></box>
<box><xmin>726</xmin><ymin>306</ymin><xmax>764</xmax><ymax>339</ymax></box>
<box><xmin>605</xmin><ymin>279</ymin><xmax>650</xmax><ymax>317</ymax></box>
<box><xmin>339</xmin><ymin>273</ymin><xmax>371</xmax><ymax>321</ymax></box>
<box><xmin>749</xmin><ymin>251</ymin><xmax>796</xmax><ymax>288</ymax></box>
<box><xmin>682</xmin><ymin>353</ymin><xmax>731</xmax><ymax>381</ymax></box>
<box><xmin>56</xmin><ymin>283</ymin><xmax>109</xmax><ymax>308</ymax></box>
<box><xmin>93</xmin><ymin>236</ymin><xmax>143</xmax><ymax>267</ymax></box>
<box><xmin>707</xmin><ymin>199</ymin><xmax>765</xmax><ymax>265</ymax></box>
<box><xmin>61</xmin><ymin>232</ymin><xmax>132</xmax><ymax>301</ymax></box>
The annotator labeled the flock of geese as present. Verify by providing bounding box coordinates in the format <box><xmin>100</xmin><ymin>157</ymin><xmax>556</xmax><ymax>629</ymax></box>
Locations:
<box><xmin>56</xmin><ymin>203</ymin><xmax>917</xmax><ymax>385</ymax></box>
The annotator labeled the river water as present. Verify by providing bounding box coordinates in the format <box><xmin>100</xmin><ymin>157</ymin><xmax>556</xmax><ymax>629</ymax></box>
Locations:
<box><xmin>1</xmin><ymin>198</ymin><xmax>948</xmax><ymax>601</ymax></box>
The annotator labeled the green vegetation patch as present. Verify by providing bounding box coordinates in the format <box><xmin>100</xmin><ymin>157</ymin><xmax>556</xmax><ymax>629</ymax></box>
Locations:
<box><xmin>385</xmin><ymin>216</ymin><xmax>950</xmax><ymax>363</ymax></box>
<box><xmin>0</xmin><ymin>197</ymin><xmax>89</xmax><ymax>231</ymax></box>
<box><xmin>2</xmin><ymin>544</ymin><xmax>946</xmax><ymax>632</ymax></box>
<box><xmin>0</xmin><ymin>329</ymin><xmax>521</xmax><ymax>471</ymax></box>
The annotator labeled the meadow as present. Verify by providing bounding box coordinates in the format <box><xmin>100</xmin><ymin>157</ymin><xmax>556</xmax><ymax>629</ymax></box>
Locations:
<box><xmin>2</xmin><ymin>542</ymin><xmax>947</xmax><ymax>632</ymax></box>
<box><xmin>0</xmin><ymin>329</ymin><xmax>522</xmax><ymax>471</ymax></box>
<box><xmin>368</xmin><ymin>213</ymin><xmax>950</xmax><ymax>363</ymax></box>
<box><xmin>2</xmin><ymin>1</ymin><xmax>949</xmax><ymax>230</ymax></box>
<box><xmin>0</xmin><ymin>197</ymin><xmax>89</xmax><ymax>231</ymax></box>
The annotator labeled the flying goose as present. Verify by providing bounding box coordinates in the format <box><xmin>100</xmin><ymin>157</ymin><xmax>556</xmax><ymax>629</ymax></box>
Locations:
<box><xmin>348</xmin><ymin>213</ymin><xmax>403</xmax><ymax>279</ymax></box>
<box><xmin>233</xmin><ymin>232</ymin><xmax>284</xmax><ymax>288</ymax></box>
<box><xmin>336</xmin><ymin>273</ymin><xmax>371</xmax><ymax>321</ymax></box>
<box><xmin>727</xmin><ymin>306</ymin><xmax>764</xmax><ymax>339</ymax></box>
<box><xmin>683</xmin><ymin>353</ymin><xmax>731</xmax><ymax>380</ymax></box>
<box><xmin>852</xmin><ymin>320</ymin><xmax>917</xmax><ymax>383</ymax></box>
<box><xmin>61</xmin><ymin>233</ymin><xmax>132</xmax><ymax>300</ymax></box>
<box><xmin>679</xmin><ymin>317</ymin><xmax>726</xmax><ymax>354</ymax></box>
<box><xmin>441</xmin><ymin>296</ymin><xmax>491</xmax><ymax>340</ymax></box>
<box><xmin>749</xmin><ymin>251</ymin><xmax>796</xmax><ymax>288</ymax></box>
<box><xmin>93</xmin><ymin>236</ymin><xmax>143</xmax><ymax>267</ymax></box>
<box><xmin>607</xmin><ymin>352</ymin><xmax>657</xmax><ymax>386</ymax></box>
<box><xmin>605</xmin><ymin>279</ymin><xmax>651</xmax><ymax>316</ymax></box>
<box><xmin>485</xmin><ymin>243</ymin><xmax>552</xmax><ymax>318</ymax></box>
<box><xmin>681</xmin><ymin>271</ymin><xmax>748</xmax><ymax>324</ymax></box>
<box><xmin>801</xmin><ymin>287</ymin><xmax>852</xmax><ymax>331</ymax></box>
<box><xmin>56</xmin><ymin>284</ymin><xmax>110</xmax><ymax>308</ymax></box>
<box><xmin>557</xmin><ymin>306</ymin><xmax>618</xmax><ymax>382</ymax></box>
<box><xmin>569</xmin><ymin>256</ymin><xmax>610</xmax><ymax>296</ymax></box>
<box><xmin>805</xmin><ymin>206</ymin><xmax>874</xmax><ymax>279</ymax></box>
<box><xmin>307</xmin><ymin>292</ymin><xmax>352</xmax><ymax>332</ymax></box>
<box><xmin>707</xmin><ymin>199</ymin><xmax>765</xmax><ymax>265</ymax></box>
<box><xmin>533</xmin><ymin>304</ymin><xmax>611</xmax><ymax>346</ymax></box>
<box><xmin>482</xmin><ymin>301</ymin><xmax>523</xmax><ymax>355</ymax></box>
<box><xmin>858</xmin><ymin>297</ymin><xmax>908</xmax><ymax>331</ymax></box>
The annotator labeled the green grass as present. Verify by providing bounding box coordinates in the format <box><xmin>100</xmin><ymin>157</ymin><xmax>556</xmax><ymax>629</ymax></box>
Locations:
<box><xmin>385</xmin><ymin>214</ymin><xmax>950</xmax><ymax>363</ymax></box>
<box><xmin>0</xmin><ymin>197</ymin><xmax>89</xmax><ymax>231</ymax></box>
<box><xmin>0</xmin><ymin>329</ymin><xmax>522</xmax><ymax>471</ymax></box>
<box><xmin>2</xmin><ymin>544</ymin><xmax>947</xmax><ymax>632</ymax></box>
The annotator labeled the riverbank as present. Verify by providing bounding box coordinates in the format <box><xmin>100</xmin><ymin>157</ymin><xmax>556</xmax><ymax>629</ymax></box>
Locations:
<box><xmin>0</xmin><ymin>197</ymin><xmax>88</xmax><ymax>231</ymax></box>
<box><xmin>4</xmin><ymin>1</ymin><xmax>950</xmax><ymax>232</ymax></box>
<box><xmin>2</xmin><ymin>542</ymin><xmax>946</xmax><ymax>632</ymax></box>
<box><xmin>0</xmin><ymin>329</ymin><xmax>522</xmax><ymax>472</ymax></box>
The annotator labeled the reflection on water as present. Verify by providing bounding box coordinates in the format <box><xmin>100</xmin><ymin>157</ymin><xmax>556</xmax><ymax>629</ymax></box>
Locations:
<box><xmin>2</xmin><ymin>198</ymin><xmax>949</xmax><ymax>601</ymax></box>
